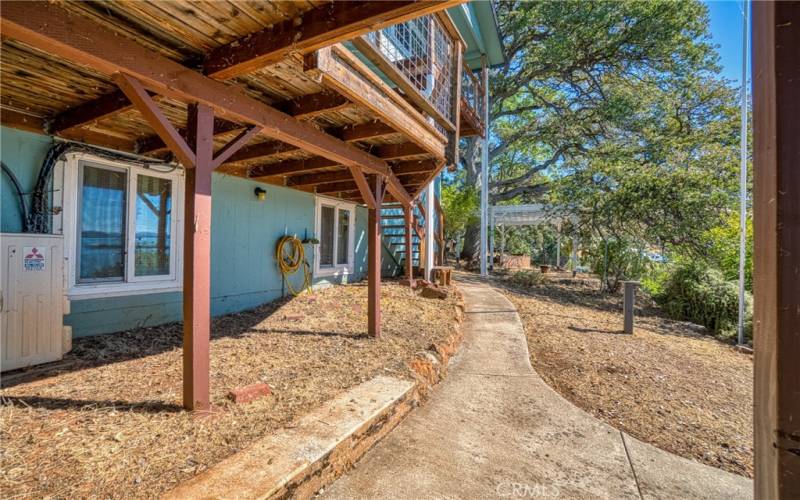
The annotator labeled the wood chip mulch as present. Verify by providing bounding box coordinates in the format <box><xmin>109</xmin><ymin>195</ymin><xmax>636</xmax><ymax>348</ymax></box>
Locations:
<box><xmin>496</xmin><ymin>272</ymin><xmax>753</xmax><ymax>478</ymax></box>
<box><xmin>0</xmin><ymin>281</ymin><xmax>461</xmax><ymax>499</ymax></box>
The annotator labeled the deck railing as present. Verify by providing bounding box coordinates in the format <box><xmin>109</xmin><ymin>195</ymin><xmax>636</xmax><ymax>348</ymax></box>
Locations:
<box><xmin>354</xmin><ymin>13</ymin><xmax>459</xmax><ymax>132</ymax></box>
<box><xmin>461</xmin><ymin>60</ymin><xmax>485</xmax><ymax>129</ymax></box>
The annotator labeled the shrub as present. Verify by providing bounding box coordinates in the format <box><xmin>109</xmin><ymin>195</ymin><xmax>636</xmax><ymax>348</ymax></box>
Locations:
<box><xmin>508</xmin><ymin>269</ymin><xmax>545</xmax><ymax>288</ymax></box>
<box><xmin>586</xmin><ymin>238</ymin><xmax>652</xmax><ymax>292</ymax></box>
<box><xmin>653</xmin><ymin>262</ymin><xmax>751</xmax><ymax>341</ymax></box>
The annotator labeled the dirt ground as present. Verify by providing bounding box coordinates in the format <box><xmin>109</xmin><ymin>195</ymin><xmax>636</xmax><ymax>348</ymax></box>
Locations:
<box><xmin>497</xmin><ymin>270</ymin><xmax>753</xmax><ymax>478</ymax></box>
<box><xmin>0</xmin><ymin>281</ymin><xmax>461</xmax><ymax>499</ymax></box>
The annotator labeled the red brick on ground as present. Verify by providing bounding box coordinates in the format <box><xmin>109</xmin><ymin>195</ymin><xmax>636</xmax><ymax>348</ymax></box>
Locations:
<box><xmin>228</xmin><ymin>383</ymin><xmax>272</xmax><ymax>404</ymax></box>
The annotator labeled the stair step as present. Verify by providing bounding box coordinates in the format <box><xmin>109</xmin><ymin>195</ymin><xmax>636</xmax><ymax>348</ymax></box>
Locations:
<box><xmin>381</xmin><ymin>225</ymin><xmax>406</xmax><ymax>229</ymax></box>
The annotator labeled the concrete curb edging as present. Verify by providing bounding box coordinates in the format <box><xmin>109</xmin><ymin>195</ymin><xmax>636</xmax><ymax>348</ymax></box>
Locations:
<box><xmin>163</xmin><ymin>288</ymin><xmax>465</xmax><ymax>500</ymax></box>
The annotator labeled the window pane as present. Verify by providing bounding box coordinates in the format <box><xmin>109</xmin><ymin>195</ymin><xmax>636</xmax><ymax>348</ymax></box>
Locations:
<box><xmin>337</xmin><ymin>209</ymin><xmax>350</xmax><ymax>265</ymax></box>
<box><xmin>319</xmin><ymin>205</ymin><xmax>335</xmax><ymax>267</ymax></box>
<box><xmin>79</xmin><ymin>165</ymin><xmax>126</xmax><ymax>282</ymax></box>
<box><xmin>135</xmin><ymin>175</ymin><xmax>172</xmax><ymax>276</ymax></box>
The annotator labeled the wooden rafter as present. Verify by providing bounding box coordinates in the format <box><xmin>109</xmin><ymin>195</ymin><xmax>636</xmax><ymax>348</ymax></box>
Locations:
<box><xmin>0</xmin><ymin>1</ymin><xmax>411</xmax><ymax>205</ymax></box>
<box><xmin>50</xmin><ymin>89</ymin><xmax>136</xmax><ymax>134</ymax></box>
<box><xmin>316</xmin><ymin>173</ymin><xmax>426</xmax><ymax>195</ymax></box>
<box><xmin>228</xmin><ymin>121</ymin><xmax>398</xmax><ymax>165</ymax></box>
<box><xmin>136</xmin><ymin>91</ymin><xmax>350</xmax><ymax>155</ymax></box>
<box><xmin>308</xmin><ymin>44</ymin><xmax>446</xmax><ymax>159</ymax></box>
<box><xmin>286</xmin><ymin>159</ymin><xmax>437</xmax><ymax>187</ymax></box>
<box><xmin>137</xmin><ymin>118</ymin><xmax>242</xmax><ymax>154</ymax></box>
<box><xmin>44</xmin><ymin>1</ymin><xmax>460</xmax><ymax>136</ymax></box>
<box><xmin>0</xmin><ymin>108</ymin><xmax>136</xmax><ymax>151</ymax></box>
<box><xmin>203</xmin><ymin>1</ymin><xmax>465</xmax><ymax>79</ymax></box>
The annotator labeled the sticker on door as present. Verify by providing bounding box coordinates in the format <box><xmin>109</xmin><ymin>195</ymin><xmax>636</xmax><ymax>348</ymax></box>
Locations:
<box><xmin>23</xmin><ymin>246</ymin><xmax>45</xmax><ymax>271</ymax></box>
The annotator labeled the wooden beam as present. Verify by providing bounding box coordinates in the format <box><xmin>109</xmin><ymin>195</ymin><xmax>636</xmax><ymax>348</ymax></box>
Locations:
<box><xmin>137</xmin><ymin>118</ymin><xmax>241</xmax><ymax>155</ymax></box>
<box><xmin>274</xmin><ymin>91</ymin><xmax>349</xmax><ymax>119</ymax></box>
<box><xmin>392</xmin><ymin>159</ymin><xmax>438</xmax><ymax>175</ymax></box>
<box><xmin>350</xmin><ymin>167</ymin><xmax>376</xmax><ymax>209</ymax></box>
<box><xmin>203</xmin><ymin>1</ymin><xmax>464</xmax><ymax>79</ymax></box>
<box><xmin>316</xmin><ymin>173</ymin><xmax>425</xmax><ymax>194</ymax></box>
<box><xmin>210</xmin><ymin>126</ymin><xmax>262</xmax><ymax>170</ymax></box>
<box><xmin>367</xmin><ymin>175</ymin><xmax>386</xmax><ymax>337</ymax></box>
<box><xmin>228</xmin><ymin>121</ymin><xmax>397</xmax><ymax>165</ymax></box>
<box><xmin>0</xmin><ymin>1</ymin><xmax>411</xmax><ymax>205</ymax></box>
<box><xmin>309</xmin><ymin>45</ymin><xmax>446</xmax><ymax>158</ymax></box>
<box><xmin>50</xmin><ymin>89</ymin><xmax>134</xmax><ymax>134</ymax></box>
<box><xmin>182</xmin><ymin>103</ymin><xmax>215</xmax><ymax>412</ymax></box>
<box><xmin>752</xmin><ymin>2</ymin><xmax>800</xmax><ymax>498</ymax></box>
<box><xmin>0</xmin><ymin>107</ymin><xmax>136</xmax><ymax>151</ymax></box>
<box><xmin>1</xmin><ymin>108</ymin><xmax>44</xmax><ymax>134</ymax></box>
<box><xmin>137</xmin><ymin>91</ymin><xmax>351</xmax><ymax>155</ymax></box>
<box><xmin>114</xmin><ymin>73</ymin><xmax>196</xmax><ymax>167</ymax></box>
<box><xmin>285</xmin><ymin>158</ymin><xmax>433</xmax><ymax>187</ymax></box>
<box><xmin>249</xmin><ymin>157</ymin><xmax>339</xmax><ymax>179</ymax></box>
<box><xmin>338</xmin><ymin>121</ymin><xmax>396</xmax><ymax>142</ymax></box>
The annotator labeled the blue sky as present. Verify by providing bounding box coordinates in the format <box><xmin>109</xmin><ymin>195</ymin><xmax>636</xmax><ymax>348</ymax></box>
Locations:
<box><xmin>704</xmin><ymin>0</ymin><xmax>749</xmax><ymax>84</ymax></box>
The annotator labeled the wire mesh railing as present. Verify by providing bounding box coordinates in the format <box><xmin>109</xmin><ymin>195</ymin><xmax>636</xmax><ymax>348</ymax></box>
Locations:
<box><xmin>363</xmin><ymin>14</ymin><xmax>456</xmax><ymax>127</ymax></box>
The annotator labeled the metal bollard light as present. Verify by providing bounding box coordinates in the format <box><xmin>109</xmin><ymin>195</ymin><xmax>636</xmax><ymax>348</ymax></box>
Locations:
<box><xmin>622</xmin><ymin>281</ymin><xmax>639</xmax><ymax>334</ymax></box>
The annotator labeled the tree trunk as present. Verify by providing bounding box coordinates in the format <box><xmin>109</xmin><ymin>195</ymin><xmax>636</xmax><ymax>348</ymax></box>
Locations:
<box><xmin>459</xmin><ymin>136</ymin><xmax>482</xmax><ymax>262</ymax></box>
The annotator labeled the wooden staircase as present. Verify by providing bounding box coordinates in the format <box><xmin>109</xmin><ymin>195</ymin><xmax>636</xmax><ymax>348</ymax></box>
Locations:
<box><xmin>380</xmin><ymin>202</ymin><xmax>423</xmax><ymax>276</ymax></box>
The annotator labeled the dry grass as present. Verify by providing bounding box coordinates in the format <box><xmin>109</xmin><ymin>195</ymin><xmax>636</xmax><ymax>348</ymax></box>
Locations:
<box><xmin>0</xmin><ymin>281</ymin><xmax>460</xmax><ymax>499</ymax></box>
<box><xmin>496</xmin><ymin>272</ymin><xmax>753</xmax><ymax>478</ymax></box>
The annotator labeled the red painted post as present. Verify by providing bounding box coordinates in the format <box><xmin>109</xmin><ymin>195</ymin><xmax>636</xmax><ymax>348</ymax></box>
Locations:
<box><xmin>403</xmin><ymin>204</ymin><xmax>414</xmax><ymax>284</ymax></box>
<box><xmin>367</xmin><ymin>175</ymin><xmax>385</xmax><ymax>338</ymax></box>
<box><xmin>183</xmin><ymin>103</ymin><xmax>215</xmax><ymax>411</ymax></box>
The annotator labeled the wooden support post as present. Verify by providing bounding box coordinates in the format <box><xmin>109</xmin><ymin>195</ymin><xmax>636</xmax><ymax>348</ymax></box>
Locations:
<box><xmin>622</xmin><ymin>281</ymin><xmax>638</xmax><ymax>334</ymax></box>
<box><xmin>404</xmin><ymin>204</ymin><xmax>414</xmax><ymax>284</ymax></box>
<box><xmin>367</xmin><ymin>175</ymin><xmax>385</xmax><ymax>338</ymax></box>
<box><xmin>183</xmin><ymin>103</ymin><xmax>215</xmax><ymax>412</ymax></box>
<box><xmin>752</xmin><ymin>3</ymin><xmax>800</xmax><ymax>498</ymax></box>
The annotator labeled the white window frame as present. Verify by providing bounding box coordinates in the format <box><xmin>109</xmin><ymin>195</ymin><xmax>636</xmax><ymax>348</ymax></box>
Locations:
<box><xmin>314</xmin><ymin>196</ymin><xmax>356</xmax><ymax>278</ymax></box>
<box><xmin>61</xmin><ymin>152</ymin><xmax>184</xmax><ymax>299</ymax></box>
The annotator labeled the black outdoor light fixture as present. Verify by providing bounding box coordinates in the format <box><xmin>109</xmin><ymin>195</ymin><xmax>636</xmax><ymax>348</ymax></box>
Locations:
<box><xmin>254</xmin><ymin>187</ymin><xmax>267</xmax><ymax>201</ymax></box>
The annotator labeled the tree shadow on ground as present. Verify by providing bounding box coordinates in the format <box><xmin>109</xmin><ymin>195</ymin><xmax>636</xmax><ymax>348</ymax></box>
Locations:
<box><xmin>2</xmin><ymin>293</ymin><xmax>312</xmax><ymax>389</ymax></box>
<box><xmin>455</xmin><ymin>270</ymin><xmax>712</xmax><ymax>342</ymax></box>
<box><xmin>1</xmin><ymin>395</ymin><xmax>184</xmax><ymax>414</ymax></box>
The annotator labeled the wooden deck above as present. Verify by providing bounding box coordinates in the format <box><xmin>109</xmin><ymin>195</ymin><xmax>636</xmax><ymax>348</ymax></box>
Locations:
<box><xmin>0</xmin><ymin>0</ymin><xmax>469</xmax><ymax>204</ymax></box>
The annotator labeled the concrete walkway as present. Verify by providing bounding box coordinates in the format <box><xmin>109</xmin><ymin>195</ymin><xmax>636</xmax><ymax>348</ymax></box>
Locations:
<box><xmin>322</xmin><ymin>280</ymin><xmax>752</xmax><ymax>499</ymax></box>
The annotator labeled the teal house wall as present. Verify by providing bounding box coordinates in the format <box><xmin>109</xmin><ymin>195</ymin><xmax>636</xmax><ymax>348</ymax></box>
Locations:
<box><xmin>0</xmin><ymin>126</ymin><xmax>371</xmax><ymax>338</ymax></box>
<box><xmin>1</xmin><ymin>128</ymin><xmax>53</xmax><ymax>233</ymax></box>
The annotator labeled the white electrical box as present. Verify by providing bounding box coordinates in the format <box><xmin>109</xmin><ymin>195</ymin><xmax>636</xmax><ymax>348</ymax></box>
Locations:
<box><xmin>1</xmin><ymin>233</ymin><xmax>71</xmax><ymax>371</ymax></box>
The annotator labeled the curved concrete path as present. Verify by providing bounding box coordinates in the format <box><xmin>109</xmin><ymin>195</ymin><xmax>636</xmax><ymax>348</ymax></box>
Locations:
<box><xmin>321</xmin><ymin>280</ymin><xmax>752</xmax><ymax>499</ymax></box>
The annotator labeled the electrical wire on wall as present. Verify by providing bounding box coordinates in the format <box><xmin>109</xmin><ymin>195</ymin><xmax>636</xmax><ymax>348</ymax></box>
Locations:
<box><xmin>275</xmin><ymin>235</ymin><xmax>312</xmax><ymax>296</ymax></box>
<box><xmin>14</xmin><ymin>138</ymin><xmax>174</xmax><ymax>234</ymax></box>
<box><xmin>1</xmin><ymin>161</ymin><xmax>31</xmax><ymax>232</ymax></box>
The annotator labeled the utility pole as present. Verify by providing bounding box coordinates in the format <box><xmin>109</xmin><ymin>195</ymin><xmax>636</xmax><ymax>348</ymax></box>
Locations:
<box><xmin>737</xmin><ymin>0</ymin><xmax>749</xmax><ymax>346</ymax></box>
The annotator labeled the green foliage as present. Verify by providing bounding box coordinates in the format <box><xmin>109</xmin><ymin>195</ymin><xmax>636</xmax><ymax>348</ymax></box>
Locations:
<box><xmin>584</xmin><ymin>238</ymin><xmax>652</xmax><ymax>292</ymax></box>
<box><xmin>441</xmin><ymin>183</ymin><xmax>478</xmax><ymax>242</ymax></box>
<box><xmin>508</xmin><ymin>269</ymin><xmax>545</xmax><ymax>288</ymax></box>
<box><xmin>653</xmin><ymin>262</ymin><xmax>751</xmax><ymax>341</ymax></box>
<box><xmin>703</xmin><ymin>211</ymin><xmax>753</xmax><ymax>290</ymax></box>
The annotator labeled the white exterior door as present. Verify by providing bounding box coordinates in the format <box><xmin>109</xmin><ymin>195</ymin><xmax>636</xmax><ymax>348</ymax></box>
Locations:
<box><xmin>1</xmin><ymin>233</ymin><xmax>70</xmax><ymax>371</ymax></box>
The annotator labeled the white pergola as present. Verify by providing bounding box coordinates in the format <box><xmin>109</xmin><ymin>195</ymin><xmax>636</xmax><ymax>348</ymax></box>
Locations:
<box><xmin>487</xmin><ymin>204</ymin><xmax>577</xmax><ymax>271</ymax></box>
